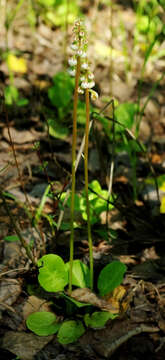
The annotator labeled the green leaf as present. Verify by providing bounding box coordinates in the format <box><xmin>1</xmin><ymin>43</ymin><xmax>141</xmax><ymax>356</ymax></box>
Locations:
<box><xmin>38</xmin><ymin>254</ymin><xmax>68</xmax><ymax>292</ymax></box>
<box><xmin>65</xmin><ymin>260</ymin><xmax>90</xmax><ymax>288</ymax></box>
<box><xmin>80</xmin><ymin>180</ymin><xmax>114</xmax><ymax>224</ymax></box>
<box><xmin>60</xmin><ymin>192</ymin><xmax>80</xmax><ymax>212</ymax></box>
<box><xmin>84</xmin><ymin>311</ymin><xmax>116</xmax><ymax>329</ymax></box>
<box><xmin>115</xmin><ymin>103</ymin><xmax>137</xmax><ymax>132</ymax></box>
<box><xmin>4</xmin><ymin>85</ymin><xmax>19</xmax><ymax>105</ymax></box>
<box><xmin>35</xmin><ymin>184</ymin><xmax>51</xmax><ymax>224</ymax></box>
<box><xmin>98</xmin><ymin>261</ymin><xmax>127</xmax><ymax>296</ymax></box>
<box><xmin>16</xmin><ymin>98</ymin><xmax>29</xmax><ymax>107</ymax></box>
<box><xmin>57</xmin><ymin>320</ymin><xmax>85</xmax><ymax>344</ymax></box>
<box><xmin>62</xmin><ymin>293</ymin><xmax>91</xmax><ymax>308</ymax></box>
<box><xmin>4</xmin><ymin>235</ymin><xmax>19</xmax><ymax>242</ymax></box>
<box><xmin>26</xmin><ymin>311</ymin><xmax>60</xmax><ymax>336</ymax></box>
<box><xmin>38</xmin><ymin>0</ymin><xmax>55</xmax><ymax>6</ymax></box>
<box><xmin>48</xmin><ymin>72</ymin><xmax>74</xmax><ymax>109</ymax></box>
<box><xmin>137</xmin><ymin>15</ymin><xmax>149</xmax><ymax>34</ymax></box>
<box><xmin>47</xmin><ymin>118</ymin><xmax>69</xmax><ymax>139</ymax></box>
<box><xmin>158</xmin><ymin>0</ymin><xmax>165</xmax><ymax>9</ymax></box>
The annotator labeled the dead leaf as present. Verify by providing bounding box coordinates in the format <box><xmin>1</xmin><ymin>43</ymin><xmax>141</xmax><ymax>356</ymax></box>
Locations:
<box><xmin>3</xmin><ymin>127</ymin><xmax>36</xmax><ymax>144</ymax></box>
<box><xmin>0</xmin><ymin>279</ymin><xmax>21</xmax><ymax>311</ymax></box>
<box><xmin>70</xmin><ymin>288</ymin><xmax>119</xmax><ymax>313</ymax></box>
<box><xmin>23</xmin><ymin>295</ymin><xmax>51</xmax><ymax>320</ymax></box>
<box><xmin>2</xmin><ymin>331</ymin><xmax>53</xmax><ymax>360</ymax></box>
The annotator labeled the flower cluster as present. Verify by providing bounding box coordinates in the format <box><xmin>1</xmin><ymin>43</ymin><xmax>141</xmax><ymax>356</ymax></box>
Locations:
<box><xmin>68</xmin><ymin>19</ymin><xmax>98</xmax><ymax>101</ymax></box>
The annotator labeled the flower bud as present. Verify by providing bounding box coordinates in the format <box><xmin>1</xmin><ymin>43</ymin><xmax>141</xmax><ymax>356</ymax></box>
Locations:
<box><xmin>90</xmin><ymin>90</ymin><xmax>98</xmax><ymax>100</ymax></box>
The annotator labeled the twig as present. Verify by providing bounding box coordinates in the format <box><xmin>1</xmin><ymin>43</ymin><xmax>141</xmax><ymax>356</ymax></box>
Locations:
<box><xmin>94</xmin><ymin>324</ymin><xmax>159</xmax><ymax>358</ymax></box>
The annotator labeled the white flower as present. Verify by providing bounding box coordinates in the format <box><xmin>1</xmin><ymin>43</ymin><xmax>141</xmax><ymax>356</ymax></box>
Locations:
<box><xmin>80</xmin><ymin>52</ymin><xmax>87</xmax><ymax>58</ymax></box>
<box><xmin>70</xmin><ymin>43</ymin><xmax>78</xmax><ymax>51</ymax></box>
<box><xmin>78</xmin><ymin>87</ymin><xmax>84</xmax><ymax>94</ymax></box>
<box><xmin>81</xmin><ymin>62</ymin><xmax>89</xmax><ymax>70</ymax></box>
<box><xmin>79</xmin><ymin>31</ymin><xmax>85</xmax><ymax>37</ymax></box>
<box><xmin>68</xmin><ymin>57</ymin><xmax>77</xmax><ymax>66</ymax></box>
<box><xmin>81</xmin><ymin>81</ymin><xmax>89</xmax><ymax>89</ymax></box>
<box><xmin>88</xmin><ymin>81</ymin><xmax>95</xmax><ymax>88</ymax></box>
<box><xmin>76</xmin><ymin>49</ymin><xmax>83</xmax><ymax>56</ymax></box>
<box><xmin>88</xmin><ymin>73</ymin><xmax>94</xmax><ymax>80</ymax></box>
<box><xmin>80</xmin><ymin>75</ymin><xmax>86</xmax><ymax>82</ymax></box>
<box><xmin>90</xmin><ymin>89</ymin><xmax>98</xmax><ymax>100</ymax></box>
<box><xmin>67</xmin><ymin>68</ymin><xmax>76</xmax><ymax>77</ymax></box>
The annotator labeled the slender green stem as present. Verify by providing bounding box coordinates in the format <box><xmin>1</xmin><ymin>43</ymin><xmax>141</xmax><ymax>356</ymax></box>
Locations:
<box><xmin>84</xmin><ymin>88</ymin><xmax>93</xmax><ymax>290</ymax></box>
<box><xmin>69</xmin><ymin>56</ymin><xmax>81</xmax><ymax>294</ymax></box>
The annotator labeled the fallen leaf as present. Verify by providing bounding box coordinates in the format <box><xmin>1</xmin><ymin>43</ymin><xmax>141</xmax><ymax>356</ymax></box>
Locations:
<box><xmin>2</xmin><ymin>331</ymin><xmax>53</xmax><ymax>360</ymax></box>
<box><xmin>70</xmin><ymin>288</ymin><xmax>119</xmax><ymax>314</ymax></box>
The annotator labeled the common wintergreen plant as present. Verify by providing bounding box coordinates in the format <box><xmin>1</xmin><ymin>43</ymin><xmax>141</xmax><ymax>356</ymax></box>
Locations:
<box><xmin>68</xmin><ymin>19</ymin><xmax>98</xmax><ymax>293</ymax></box>
<box><xmin>26</xmin><ymin>254</ymin><xmax>127</xmax><ymax>343</ymax></box>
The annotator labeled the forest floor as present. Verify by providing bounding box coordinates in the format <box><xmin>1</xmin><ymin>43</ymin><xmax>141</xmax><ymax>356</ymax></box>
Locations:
<box><xmin>0</xmin><ymin>1</ymin><xmax>165</xmax><ymax>359</ymax></box>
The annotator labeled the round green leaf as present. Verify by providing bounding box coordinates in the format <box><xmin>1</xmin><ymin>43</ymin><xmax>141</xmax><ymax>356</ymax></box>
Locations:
<box><xmin>38</xmin><ymin>254</ymin><xmax>68</xmax><ymax>292</ymax></box>
<box><xmin>57</xmin><ymin>320</ymin><xmax>85</xmax><ymax>344</ymax></box>
<box><xmin>26</xmin><ymin>311</ymin><xmax>60</xmax><ymax>336</ymax></box>
<box><xmin>98</xmin><ymin>261</ymin><xmax>127</xmax><ymax>296</ymax></box>
<box><xmin>84</xmin><ymin>311</ymin><xmax>116</xmax><ymax>329</ymax></box>
<box><xmin>47</xmin><ymin>118</ymin><xmax>69</xmax><ymax>139</ymax></box>
<box><xmin>65</xmin><ymin>260</ymin><xmax>90</xmax><ymax>288</ymax></box>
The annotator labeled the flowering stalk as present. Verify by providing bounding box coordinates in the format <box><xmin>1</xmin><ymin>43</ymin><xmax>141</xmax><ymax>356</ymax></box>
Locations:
<box><xmin>69</xmin><ymin>56</ymin><xmax>81</xmax><ymax>294</ymax></box>
<box><xmin>84</xmin><ymin>88</ymin><xmax>93</xmax><ymax>289</ymax></box>
<box><xmin>68</xmin><ymin>19</ymin><xmax>98</xmax><ymax>292</ymax></box>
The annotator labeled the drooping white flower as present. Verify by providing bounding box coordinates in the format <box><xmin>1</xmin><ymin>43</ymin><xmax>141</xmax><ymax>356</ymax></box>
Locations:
<box><xmin>88</xmin><ymin>73</ymin><xmax>94</xmax><ymax>80</ymax></box>
<box><xmin>80</xmin><ymin>75</ymin><xmax>86</xmax><ymax>82</ymax></box>
<box><xmin>67</xmin><ymin>68</ymin><xmax>76</xmax><ymax>77</ymax></box>
<box><xmin>81</xmin><ymin>81</ymin><xmax>89</xmax><ymax>89</ymax></box>
<box><xmin>79</xmin><ymin>31</ymin><xmax>85</xmax><ymax>38</ymax></box>
<box><xmin>80</xmin><ymin>52</ymin><xmax>87</xmax><ymax>58</ymax></box>
<box><xmin>78</xmin><ymin>87</ymin><xmax>84</xmax><ymax>94</ymax></box>
<box><xmin>88</xmin><ymin>81</ymin><xmax>95</xmax><ymax>88</ymax></box>
<box><xmin>77</xmin><ymin>49</ymin><xmax>83</xmax><ymax>56</ymax></box>
<box><xmin>81</xmin><ymin>62</ymin><xmax>89</xmax><ymax>70</ymax></box>
<box><xmin>70</xmin><ymin>43</ymin><xmax>78</xmax><ymax>51</ymax></box>
<box><xmin>68</xmin><ymin>57</ymin><xmax>77</xmax><ymax>66</ymax></box>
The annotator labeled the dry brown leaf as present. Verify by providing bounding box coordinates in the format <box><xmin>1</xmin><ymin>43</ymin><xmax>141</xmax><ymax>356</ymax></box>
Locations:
<box><xmin>70</xmin><ymin>288</ymin><xmax>119</xmax><ymax>313</ymax></box>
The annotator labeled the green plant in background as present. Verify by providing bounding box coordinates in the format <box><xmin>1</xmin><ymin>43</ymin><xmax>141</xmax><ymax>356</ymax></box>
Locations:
<box><xmin>3</xmin><ymin>52</ymin><xmax>29</xmax><ymax>106</ymax></box>
<box><xmin>134</xmin><ymin>0</ymin><xmax>163</xmax><ymax>44</ymax></box>
<box><xmin>26</xmin><ymin>254</ymin><xmax>127</xmax><ymax>343</ymax></box>
<box><xmin>47</xmin><ymin>71</ymin><xmax>94</xmax><ymax>140</ymax></box>
<box><xmin>59</xmin><ymin>179</ymin><xmax>114</xmax><ymax>228</ymax></box>
<box><xmin>36</xmin><ymin>0</ymin><xmax>79</xmax><ymax>26</ymax></box>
